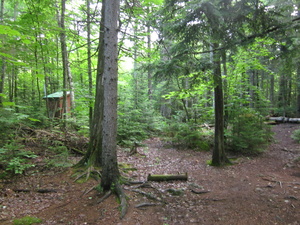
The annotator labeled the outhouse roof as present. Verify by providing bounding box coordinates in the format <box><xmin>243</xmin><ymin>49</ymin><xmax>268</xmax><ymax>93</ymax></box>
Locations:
<box><xmin>43</xmin><ymin>91</ymin><xmax>70</xmax><ymax>99</ymax></box>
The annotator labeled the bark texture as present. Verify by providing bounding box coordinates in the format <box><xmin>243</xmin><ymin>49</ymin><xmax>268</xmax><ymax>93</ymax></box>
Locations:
<box><xmin>211</xmin><ymin>43</ymin><xmax>229</xmax><ymax>166</ymax></box>
<box><xmin>100</xmin><ymin>0</ymin><xmax>120</xmax><ymax>190</ymax></box>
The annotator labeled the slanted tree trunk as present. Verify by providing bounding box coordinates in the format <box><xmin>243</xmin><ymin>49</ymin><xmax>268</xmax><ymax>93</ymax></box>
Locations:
<box><xmin>76</xmin><ymin>1</ymin><xmax>105</xmax><ymax>168</ymax></box>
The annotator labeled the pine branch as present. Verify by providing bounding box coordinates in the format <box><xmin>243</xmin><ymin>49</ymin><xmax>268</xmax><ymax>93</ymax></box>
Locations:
<box><xmin>174</xmin><ymin>16</ymin><xmax>300</xmax><ymax>57</ymax></box>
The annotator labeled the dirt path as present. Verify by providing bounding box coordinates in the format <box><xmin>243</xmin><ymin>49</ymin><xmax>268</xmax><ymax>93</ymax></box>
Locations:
<box><xmin>1</xmin><ymin>124</ymin><xmax>300</xmax><ymax>225</ymax></box>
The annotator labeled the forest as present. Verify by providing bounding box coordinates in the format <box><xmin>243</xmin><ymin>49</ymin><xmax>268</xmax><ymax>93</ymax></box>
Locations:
<box><xmin>0</xmin><ymin>0</ymin><xmax>300</xmax><ymax>224</ymax></box>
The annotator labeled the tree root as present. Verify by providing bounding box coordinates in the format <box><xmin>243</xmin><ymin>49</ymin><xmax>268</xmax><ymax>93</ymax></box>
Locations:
<box><xmin>114</xmin><ymin>181</ymin><xmax>128</xmax><ymax>219</ymax></box>
<box><xmin>73</xmin><ymin>166</ymin><xmax>101</xmax><ymax>182</ymax></box>
<box><xmin>97</xmin><ymin>190</ymin><xmax>112</xmax><ymax>204</ymax></box>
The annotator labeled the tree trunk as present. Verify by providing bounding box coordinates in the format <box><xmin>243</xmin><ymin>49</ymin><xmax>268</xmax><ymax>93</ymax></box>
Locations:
<box><xmin>211</xmin><ymin>43</ymin><xmax>229</xmax><ymax>166</ymax></box>
<box><xmin>86</xmin><ymin>0</ymin><xmax>93</xmax><ymax>129</ymax></box>
<box><xmin>76</xmin><ymin>1</ymin><xmax>105</xmax><ymax>168</ymax></box>
<box><xmin>101</xmin><ymin>0</ymin><xmax>120</xmax><ymax>190</ymax></box>
<box><xmin>0</xmin><ymin>0</ymin><xmax>5</xmax><ymax>107</ymax></box>
<box><xmin>59</xmin><ymin>0</ymin><xmax>68</xmax><ymax>123</ymax></box>
<box><xmin>0</xmin><ymin>58</ymin><xmax>5</xmax><ymax>107</ymax></box>
<box><xmin>297</xmin><ymin>64</ymin><xmax>300</xmax><ymax>117</ymax></box>
<box><xmin>147</xmin><ymin>6</ymin><xmax>152</xmax><ymax>100</ymax></box>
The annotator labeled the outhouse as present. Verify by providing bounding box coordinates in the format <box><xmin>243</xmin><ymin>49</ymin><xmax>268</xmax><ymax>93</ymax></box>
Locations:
<box><xmin>43</xmin><ymin>91</ymin><xmax>71</xmax><ymax>118</ymax></box>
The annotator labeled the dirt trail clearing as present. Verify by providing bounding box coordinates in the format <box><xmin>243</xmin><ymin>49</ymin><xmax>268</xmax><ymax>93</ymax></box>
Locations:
<box><xmin>1</xmin><ymin>123</ymin><xmax>299</xmax><ymax>225</ymax></box>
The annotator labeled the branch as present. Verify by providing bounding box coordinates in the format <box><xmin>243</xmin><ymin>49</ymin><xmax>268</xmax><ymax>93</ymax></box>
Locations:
<box><xmin>175</xmin><ymin>16</ymin><xmax>300</xmax><ymax>57</ymax></box>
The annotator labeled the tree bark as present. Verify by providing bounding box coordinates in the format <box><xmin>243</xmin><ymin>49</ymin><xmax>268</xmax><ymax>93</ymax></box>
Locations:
<box><xmin>147</xmin><ymin>173</ymin><xmax>188</xmax><ymax>182</ymax></box>
<box><xmin>0</xmin><ymin>0</ymin><xmax>5</xmax><ymax>107</ymax></box>
<box><xmin>58</xmin><ymin>0</ymin><xmax>68</xmax><ymax>123</ymax></box>
<box><xmin>76</xmin><ymin>0</ymin><xmax>105</xmax><ymax>168</ymax></box>
<box><xmin>211</xmin><ymin>43</ymin><xmax>229</xmax><ymax>166</ymax></box>
<box><xmin>100</xmin><ymin>0</ymin><xmax>120</xmax><ymax>190</ymax></box>
<box><xmin>86</xmin><ymin>0</ymin><xmax>93</xmax><ymax>129</ymax></box>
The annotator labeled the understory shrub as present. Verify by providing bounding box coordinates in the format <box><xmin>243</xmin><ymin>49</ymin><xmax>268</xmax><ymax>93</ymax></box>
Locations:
<box><xmin>291</xmin><ymin>129</ymin><xmax>300</xmax><ymax>143</ymax></box>
<box><xmin>163</xmin><ymin>121</ymin><xmax>212</xmax><ymax>151</ymax></box>
<box><xmin>226</xmin><ymin>108</ymin><xmax>272</xmax><ymax>155</ymax></box>
<box><xmin>0</xmin><ymin>142</ymin><xmax>37</xmax><ymax>176</ymax></box>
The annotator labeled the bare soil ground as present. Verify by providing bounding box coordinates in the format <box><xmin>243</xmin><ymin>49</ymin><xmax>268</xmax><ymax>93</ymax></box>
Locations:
<box><xmin>1</xmin><ymin>123</ymin><xmax>300</xmax><ymax>225</ymax></box>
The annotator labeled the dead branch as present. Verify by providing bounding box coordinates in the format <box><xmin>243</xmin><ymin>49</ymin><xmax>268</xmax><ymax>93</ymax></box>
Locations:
<box><xmin>190</xmin><ymin>189</ymin><xmax>210</xmax><ymax>194</ymax></box>
<box><xmin>13</xmin><ymin>189</ymin><xmax>58</xmax><ymax>193</ymax></box>
<box><xmin>147</xmin><ymin>173</ymin><xmax>188</xmax><ymax>182</ymax></box>
<box><xmin>135</xmin><ymin>202</ymin><xmax>158</xmax><ymax>208</ymax></box>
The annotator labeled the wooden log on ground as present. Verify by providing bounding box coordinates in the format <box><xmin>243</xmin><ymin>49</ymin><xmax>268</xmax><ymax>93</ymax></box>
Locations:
<box><xmin>267</xmin><ymin>117</ymin><xmax>300</xmax><ymax>123</ymax></box>
<box><xmin>147</xmin><ymin>173</ymin><xmax>188</xmax><ymax>182</ymax></box>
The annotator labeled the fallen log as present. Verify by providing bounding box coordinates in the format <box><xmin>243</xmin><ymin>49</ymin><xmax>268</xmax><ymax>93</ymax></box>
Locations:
<box><xmin>267</xmin><ymin>117</ymin><xmax>300</xmax><ymax>123</ymax></box>
<box><xmin>147</xmin><ymin>173</ymin><xmax>188</xmax><ymax>182</ymax></box>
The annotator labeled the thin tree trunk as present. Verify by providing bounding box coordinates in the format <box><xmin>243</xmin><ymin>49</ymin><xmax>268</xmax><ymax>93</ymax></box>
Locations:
<box><xmin>87</xmin><ymin>0</ymin><xmax>93</xmax><ymax>129</ymax></box>
<box><xmin>0</xmin><ymin>0</ymin><xmax>5</xmax><ymax>107</ymax></box>
<box><xmin>297</xmin><ymin>64</ymin><xmax>300</xmax><ymax>117</ymax></box>
<box><xmin>221</xmin><ymin>50</ymin><xmax>228</xmax><ymax>127</ymax></box>
<box><xmin>0</xmin><ymin>59</ymin><xmax>5</xmax><ymax>107</ymax></box>
<box><xmin>76</xmin><ymin>1</ymin><xmax>105</xmax><ymax>168</ymax></box>
<box><xmin>147</xmin><ymin>6</ymin><xmax>152</xmax><ymax>100</ymax></box>
<box><xmin>59</xmin><ymin>0</ymin><xmax>68</xmax><ymax>122</ymax></box>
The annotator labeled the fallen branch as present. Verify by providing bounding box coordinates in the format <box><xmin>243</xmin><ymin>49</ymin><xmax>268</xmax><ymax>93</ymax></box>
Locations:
<box><xmin>13</xmin><ymin>189</ymin><xmax>58</xmax><ymax>193</ymax></box>
<box><xmin>267</xmin><ymin>117</ymin><xmax>300</xmax><ymax>123</ymax></box>
<box><xmin>135</xmin><ymin>202</ymin><xmax>157</xmax><ymax>208</ymax></box>
<box><xmin>190</xmin><ymin>189</ymin><xmax>210</xmax><ymax>194</ymax></box>
<box><xmin>147</xmin><ymin>173</ymin><xmax>188</xmax><ymax>182</ymax></box>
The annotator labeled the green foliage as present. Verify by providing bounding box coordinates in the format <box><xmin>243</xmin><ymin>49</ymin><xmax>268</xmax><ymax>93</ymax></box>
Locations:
<box><xmin>226</xmin><ymin>108</ymin><xmax>272</xmax><ymax>155</ymax></box>
<box><xmin>0</xmin><ymin>107</ymin><xmax>49</xmax><ymax>147</ymax></box>
<box><xmin>291</xmin><ymin>129</ymin><xmax>300</xmax><ymax>143</ymax></box>
<box><xmin>13</xmin><ymin>216</ymin><xmax>42</xmax><ymax>225</ymax></box>
<box><xmin>45</xmin><ymin>145</ymin><xmax>73</xmax><ymax>168</ymax></box>
<box><xmin>163</xmin><ymin>121</ymin><xmax>212</xmax><ymax>151</ymax></box>
<box><xmin>0</xmin><ymin>142</ymin><xmax>37</xmax><ymax>176</ymax></box>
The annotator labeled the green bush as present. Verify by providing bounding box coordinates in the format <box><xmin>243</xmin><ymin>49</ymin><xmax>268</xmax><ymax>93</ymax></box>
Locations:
<box><xmin>163</xmin><ymin>121</ymin><xmax>212</xmax><ymax>151</ymax></box>
<box><xmin>0</xmin><ymin>142</ymin><xmax>37</xmax><ymax>176</ymax></box>
<box><xmin>291</xmin><ymin>129</ymin><xmax>300</xmax><ymax>143</ymax></box>
<box><xmin>226</xmin><ymin>108</ymin><xmax>272</xmax><ymax>155</ymax></box>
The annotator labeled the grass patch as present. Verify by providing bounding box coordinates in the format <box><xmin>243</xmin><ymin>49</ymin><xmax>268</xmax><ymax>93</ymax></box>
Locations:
<box><xmin>13</xmin><ymin>216</ymin><xmax>42</xmax><ymax>225</ymax></box>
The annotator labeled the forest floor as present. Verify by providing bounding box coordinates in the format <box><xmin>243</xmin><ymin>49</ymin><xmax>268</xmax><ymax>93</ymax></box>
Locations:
<box><xmin>1</xmin><ymin>123</ymin><xmax>300</xmax><ymax>225</ymax></box>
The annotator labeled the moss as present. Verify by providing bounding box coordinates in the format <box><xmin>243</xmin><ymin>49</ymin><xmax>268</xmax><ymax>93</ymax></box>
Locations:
<box><xmin>13</xmin><ymin>216</ymin><xmax>42</xmax><ymax>225</ymax></box>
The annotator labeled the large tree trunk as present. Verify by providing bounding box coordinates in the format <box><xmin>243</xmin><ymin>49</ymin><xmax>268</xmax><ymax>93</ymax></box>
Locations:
<box><xmin>101</xmin><ymin>0</ymin><xmax>120</xmax><ymax>190</ymax></box>
<box><xmin>211</xmin><ymin>43</ymin><xmax>229</xmax><ymax>166</ymax></box>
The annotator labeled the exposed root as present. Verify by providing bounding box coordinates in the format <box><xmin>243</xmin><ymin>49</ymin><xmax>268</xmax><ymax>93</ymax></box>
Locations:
<box><xmin>114</xmin><ymin>181</ymin><xmax>128</xmax><ymax>219</ymax></box>
<box><xmin>74</xmin><ymin>166</ymin><xmax>101</xmax><ymax>182</ymax></box>
<box><xmin>97</xmin><ymin>190</ymin><xmax>112</xmax><ymax>204</ymax></box>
